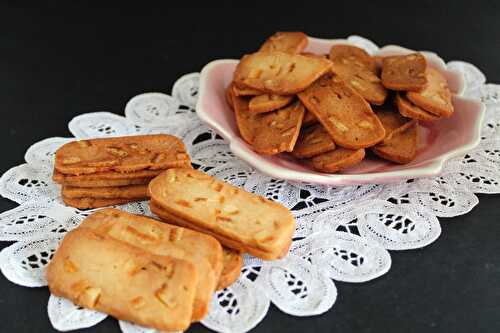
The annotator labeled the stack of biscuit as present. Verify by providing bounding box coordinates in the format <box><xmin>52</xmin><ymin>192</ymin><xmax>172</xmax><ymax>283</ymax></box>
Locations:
<box><xmin>226</xmin><ymin>32</ymin><xmax>455</xmax><ymax>172</ymax></box>
<box><xmin>47</xmin><ymin>208</ymin><xmax>246</xmax><ymax>331</ymax></box>
<box><xmin>53</xmin><ymin>134</ymin><xmax>192</xmax><ymax>209</ymax></box>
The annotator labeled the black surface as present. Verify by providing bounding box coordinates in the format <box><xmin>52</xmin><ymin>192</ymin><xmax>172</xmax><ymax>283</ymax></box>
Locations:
<box><xmin>1</xmin><ymin>2</ymin><xmax>499</xmax><ymax>333</ymax></box>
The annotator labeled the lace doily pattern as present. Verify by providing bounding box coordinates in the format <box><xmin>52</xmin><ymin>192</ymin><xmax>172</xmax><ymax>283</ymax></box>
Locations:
<box><xmin>1</xmin><ymin>36</ymin><xmax>499</xmax><ymax>333</ymax></box>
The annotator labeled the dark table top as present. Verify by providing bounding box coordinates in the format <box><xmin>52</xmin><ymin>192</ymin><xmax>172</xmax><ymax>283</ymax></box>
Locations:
<box><xmin>1</xmin><ymin>2</ymin><xmax>499</xmax><ymax>333</ymax></box>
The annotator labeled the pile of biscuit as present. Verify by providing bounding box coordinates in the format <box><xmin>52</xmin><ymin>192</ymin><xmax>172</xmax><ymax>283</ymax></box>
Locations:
<box><xmin>226</xmin><ymin>32</ymin><xmax>454</xmax><ymax>172</ymax></box>
<box><xmin>53</xmin><ymin>134</ymin><xmax>192</xmax><ymax>209</ymax></box>
<box><xmin>48</xmin><ymin>134</ymin><xmax>295</xmax><ymax>332</ymax></box>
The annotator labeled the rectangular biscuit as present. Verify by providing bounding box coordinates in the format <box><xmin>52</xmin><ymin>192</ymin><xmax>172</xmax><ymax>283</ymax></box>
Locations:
<box><xmin>232</xmin><ymin>94</ymin><xmax>263</xmax><ymax>144</ymax></box>
<box><xmin>79</xmin><ymin>208</ymin><xmax>223</xmax><ymax>321</ymax></box>
<box><xmin>46</xmin><ymin>228</ymin><xmax>197</xmax><ymax>332</ymax></box>
<box><xmin>53</xmin><ymin>169</ymin><xmax>163</xmax><ymax>187</ymax></box>
<box><xmin>61</xmin><ymin>196</ymin><xmax>138</xmax><ymax>209</ymax></box>
<box><xmin>62</xmin><ymin>184</ymin><xmax>149</xmax><ymax>200</ymax></box>
<box><xmin>381</xmin><ymin>53</ymin><xmax>427</xmax><ymax>91</ymax></box>
<box><xmin>55</xmin><ymin>134</ymin><xmax>191</xmax><ymax>176</ymax></box>
<box><xmin>148</xmin><ymin>169</ymin><xmax>295</xmax><ymax>260</ymax></box>
<box><xmin>298</xmin><ymin>75</ymin><xmax>385</xmax><ymax>149</ymax></box>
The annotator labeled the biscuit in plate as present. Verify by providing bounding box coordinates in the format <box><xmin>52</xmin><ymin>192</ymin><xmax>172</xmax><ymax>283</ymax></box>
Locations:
<box><xmin>407</xmin><ymin>68</ymin><xmax>454</xmax><ymax>117</ymax></box>
<box><xmin>372</xmin><ymin>120</ymin><xmax>418</xmax><ymax>164</ymax></box>
<box><xmin>381</xmin><ymin>53</ymin><xmax>427</xmax><ymax>91</ymax></box>
<box><xmin>298</xmin><ymin>75</ymin><xmax>385</xmax><ymax>149</ymax></box>
<box><xmin>292</xmin><ymin>124</ymin><xmax>336</xmax><ymax>158</ymax></box>
<box><xmin>248</xmin><ymin>94</ymin><xmax>294</xmax><ymax>113</ymax></box>
<box><xmin>232</xmin><ymin>94</ymin><xmax>263</xmax><ymax>144</ymax></box>
<box><xmin>259</xmin><ymin>31</ymin><xmax>308</xmax><ymax>54</ymax></box>
<box><xmin>252</xmin><ymin>101</ymin><xmax>305</xmax><ymax>154</ymax></box>
<box><xmin>148</xmin><ymin>168</ymin><xmax>295</xmax><ymax>260</ymax></box>
<box><xmin>46</xmin><ymin>228</ymin><xmax>198</xmax><ymax>332</ymax></box>
<box><xmin>395</xmin><ymin>93</ymin><xmax>439</xmax><ymax>121</ymax></box>
<box><xmin>234</xmin><ymin>51</ymin><xmax>332</xmax><ymax>95</ymax></box>
<box><xmin>309</xmin><ymin>147</ymin><xmax>365</xmax><ymax>173</ymax></box>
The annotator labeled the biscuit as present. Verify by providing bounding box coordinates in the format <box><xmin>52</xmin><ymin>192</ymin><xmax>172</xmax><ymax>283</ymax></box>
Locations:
<box><xmin>291</xmin><ymin>124</ymin><xmax>336</xmax><ymax>158</ymax></box>
<box><xmin>372</xmin><ymin>120</ymin><xmax>418</xmax><ymax>164</ymax></box>
<box><xmin>259</xmin><ymin>32</ymin><xmax>308</xmax><ymax>54</ymax></box>
<box><xmin>395</xmin><ymin>93</ymin><xmax>439</xmax><ymax>121</ymax></box>
<box><xmin>79</xmin><ymin>208</ymin><xmax>223</xmax><ymax>321</ymax></box>
<box><xmin>62</xmin><ymin>184</ymin><xmax>148</xmax><ymax>200</ymax></box>
<box><xmin>375</xmin><ymin>108</ymin><xmax>412</xmax><ymax>143</ymax></box>
<box><xmin>298</xmin><ymin>75</ymin><xmax>385</xmax><ymax>149</ymax></box>
<box><xmin>381</xmin><ymin>53</ymin><xmax>427</xmax><ymax>91</ymax></box>
<box><xmin>310</xmin><ymin>147</ymin><xmax>365</xmax><ymax>173</ymax></box>
<box><xmin>53</xmin><ymin>169</ymin><xmax>164</xmax><ymax>187</ymax></box>
<box><xmin>55</xmin><ymin>134</ymin><xmax>191</xmax><ymax>176</ymax></box>
<box><xmin>217</xmin><ymin>248</ymin><xmax>243</xmax><ymax>290</ymax></box>
<box><xmin>46</xmin><ymin>228</ymin><xmax>198</xmax><ymax>332</ymax></box>
<box><xmin>232</xmin><ymin>83</ymin><xmax>262</xmax><ymax>96</ymax></box>
<box><xmin>232</xmin><ymin>94</ymin><xmax>262</xmax><ymax>144</ymax></box>
<box><xmin>329</xmin><ymin>44</ymin><xmax>377</xmax><ymax>72</ymax></box>
<box><xmin>226</xmin><ymin>83</ymin><xmax>235</xmax><ymax>109</ymax></box>
<box><xmin>252</xmin><ymin>101</ymin><xmax>305</xmax><ymax>155</ymax></box>
<box><xmin>302</xmin><ymin>111</ymin><xmax>319</xmax><ymax>127</ymax></box>
<box><xmin>248</xmin><ymin>94</ymin><xmax>294</xmax><ymax>113</ymax></box>
<box><xmin>148</xmin><ymin>169</ymin><xmax>295</xmax><ymax>260</ymax></box>
<box><xmin>407</xmin><ymin>68</ymin><xmax>453</xmax><ymax>117</ymax></box>
<box><xmin>234</xmin><ymin>51</ymin><xmax>332</xmax><ymax>95</ymax></box>
<box><xmin>62</xmin><ymin>196</ymin><xmax>136</xmax><ymax>209</ymax></box>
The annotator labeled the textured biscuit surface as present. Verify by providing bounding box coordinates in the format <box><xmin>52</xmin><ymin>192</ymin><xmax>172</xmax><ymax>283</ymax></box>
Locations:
<box><xmin>310</xmin><ymin>147</ymin><xmax>365</xmax><ymax>173</ymax></box>
<box><xmin>329</xmin><ymin>44</ymin><xmax>377</xmax><ymax>72</ymax></box>
<box><xmin>259</xmin><ymin>32</ymin><xmax>308</xmax><ymax>54</ymax></box>
<box><xmin>298</xmin><ymin>75</ymin><xmax>385</xmax><ymax>149</ymax></box>
<box><xmin>148</xmin><ymin>169</ymin><xmax>295</xmax><ymax>260</ymax></box>
<box><xmin>372</xmin><ymin>120</ymin><xmax>418</xmax><ymax>164</ymax></box>
<box><xmin>79</xmin><ymin>208</ymin><xmax>222</xmax><ymax>321</ymax></box>
<box><xmin>55</xmin><ymin>134</ymin><xmax>191</xmax><ymax>176</ymax></box>
<box><xmin>46</xmin><ymin>228</ymin><xmax>197</xmax><ymax>332</ymax></box>
<box><xmin>292</xmin><ymin>124</ymin><xmax>336</xmax><ymax>158</ymax></box>
<box><xmin>396</xmin><ymin>93</ymin><xmax>439</xmax><ymax>121</ymax></box>
<box><xmin>252</xmin><ymin>101</ymin><xmax>305</xmax><ymax>155</ymax></box>
<box><xmin>217</xmin><ymin>248</ymin><xmax>243</xmax><ymax>290</ymax></box>
<box><xmin>407</xmin><ymin>68</ymin><xmax>453</xmax><ymax>117</ymax></box>
<box><xmin>375</xmin><ymin>109</ymin><xmax>412</xmax><ymax>143</ymax></box>
<box><xmin>381</xmin><ymin>53</ymin><xmax>427</xmax><ymax>91</ymax></box>
<box><xmin>53</xmin><ymin>169</ymin><xmax>163</xmax><ymax>187</ymax></box>
<box><xmin>62</xmin><ymin>196</ymin><xmax>137</xmax><ymax>209</ymax></box>
<box><xmin>234</xmin><ymin>51</ymin><xmax>332</xmax><ymax>95</ymax></box>
<box><xmin>248</xmin><ymin>94</ymin><xmax>294</xmax><ymax>113</ymax></box>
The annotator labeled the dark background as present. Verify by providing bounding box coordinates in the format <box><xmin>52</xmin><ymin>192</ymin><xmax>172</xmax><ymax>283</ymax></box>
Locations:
<box><xmin>1</xmin><ymin>2</ymin><xmax>499</xmax><ymax>332</ymax></box>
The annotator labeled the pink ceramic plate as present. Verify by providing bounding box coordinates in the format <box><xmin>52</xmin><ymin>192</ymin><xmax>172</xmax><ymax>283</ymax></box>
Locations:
<box><xmin>196</xmin><ymin>37</ymin><xmax>484</xmax><ymax>185</ymax></box>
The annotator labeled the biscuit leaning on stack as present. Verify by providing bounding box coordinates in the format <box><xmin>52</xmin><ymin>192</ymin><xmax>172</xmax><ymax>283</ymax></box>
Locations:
<box><xmin>53</xmin><ymin>134</ymin><xmax>192</xmax><ymax>209</ymax></box>
<box><xmin>226</xmin><ymin>32</ymin><xmax>456</xmax><ymax>171</ymax></box>
<box><xmin>149</xmin><ymin>168</ymin><xmax>296</xmax><ymax>260</ymax></box>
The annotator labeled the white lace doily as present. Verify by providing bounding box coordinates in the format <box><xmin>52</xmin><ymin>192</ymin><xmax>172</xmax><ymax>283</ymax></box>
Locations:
<box><xmin>1</xmin><ymin>36</ymin><xmax>499</xmax><ymax>333</ymax></box>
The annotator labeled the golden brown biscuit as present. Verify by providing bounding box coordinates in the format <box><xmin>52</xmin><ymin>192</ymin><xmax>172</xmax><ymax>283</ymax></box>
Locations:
<box><xmin>372</xmin><ymin>120</ymin><xmax>418</xmax><ymax>164</ymax></box>
<box><xmin>46</xmin><ymin>228</ymin><xmax>198</xmax><ymax>332</ymax></box>
<box><xmin>395</xmin><ymin>93</ymin><xmax>440</xmax><ymax>121</ymax></box>
<box><xmin>62</xmin><ymin>196</ymin><xmax>137</xmax><ymax>209</ymax></box>
<box><xmin>298</xmin><ymin>75</ymin><xmax>385</xmax><ymax>149</ymax></box>
<box><xmin>232</xmin><ymin>94</ymin><xmax>263</xmax><ymax>144</ymax></box>
<box><xmin>381</xmin><ymin>53</ymin><xmax>427</xmax><ymax>91</ymax></box>
<box><xmin>310</xmin><ymin>147</ymin><xmax>365</xmax><ymax>173</ymax></box>
<box><xmin>375</xmin><ymin>108</ymin><xmax>412</xmax><ymax>143</ymax></box>
<box><xmin>217</xmin><ymin>248</ymin><xmax>243</xmax><ymax>290</ymax></box>
<box><xmin>291</xmin><ymin>124</ymin><xmax>336</xmax><ymax>158</ymax></box>
<box><xmin>62</xmin><ymin>184</ymin><xmax>148</xmax><ymax>200</ymax></box>
<box><xmin>55</xmin><ymin>134</ymin><xmax>191</xmax><ymax>176</ymax></box>
<box><xmin>234</xmin><ymin>51</ymin><xmax>332</xmax><ymax>95</ymax></box>
<box><xmin>407</xmin><ymin>68</ymin><xmax>453</xmax><ymax>117</ymax></box>
<box><xmin>148</xmin><ymin>169</ymin><xmax>295</xmax><ymax>260</ymax></box>
<box><xmin>232</xmin><ymin>83</ymin><xmax>262</xmax><ymax>96</ymax></box>
<box><xmin>329</xmin><ymin>44</ymin><xmax>377</xmax><ymax>72</ymax></box>
<box><xmin>248</xmin><ymin>94</ymin><xmax>294</xmax><ymax>113</ymax></box>
<box><xmin>79</xmin><ymin>208</ymin><xmax>223</xmax><ymax>321</ymax></box>
<box><xmin>53</xmin><ymin>169</ymin><xmax>164</xmax><ymax>187</ymax></box>
<box><xmin>259</xmin><ymin>32</ymin><xmax>308</xmax><ymax>54</ymax></box>
<box><xmin>302</xmin><ymin>111</ymin><xmax>319</xmax><ymax>127</ymax></box>
<box><xmin>252</xmin><ymin>101</ymin><xmax>305</xmax><ymax>155</ymax></box>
